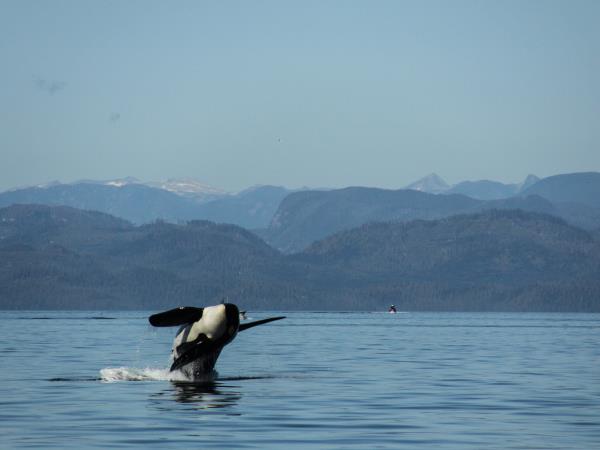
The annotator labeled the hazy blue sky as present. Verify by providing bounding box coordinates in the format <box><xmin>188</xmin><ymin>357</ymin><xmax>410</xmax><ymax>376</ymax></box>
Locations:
<box><xmin>1</xmin><ymin>0</ymin><xmax>599</xmax><ymax>192</ymax></box>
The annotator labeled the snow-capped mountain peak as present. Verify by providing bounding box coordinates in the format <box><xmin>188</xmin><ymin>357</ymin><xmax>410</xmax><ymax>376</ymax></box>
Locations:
<box><xmin>405</xmin><ymin>173</ymin><xmax>449</xmax><ymax>194</ymax></box>
<box><xmin>103</xmin><ymin>177</ymin><xmax>141</xmax><ymax>187</ymax></box>
<box><xmin>144</xmin><ymin>178</ymin><xmax>229</xmax><ymax>202</ymax></box>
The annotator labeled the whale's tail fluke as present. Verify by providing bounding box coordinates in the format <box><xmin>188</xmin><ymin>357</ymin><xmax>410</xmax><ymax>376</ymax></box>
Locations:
<box><xmin>238</xmin><ymin>316</ymin><xmax>286</xmax><ymax>331</ymax></box>
<box><xmin>149</xmin><ymin>306</ymin><xmax>204</xmax><ymax>327</ymax></box>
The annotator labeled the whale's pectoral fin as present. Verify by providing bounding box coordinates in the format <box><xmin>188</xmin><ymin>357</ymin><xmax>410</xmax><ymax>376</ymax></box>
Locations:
<box><xmin>149</xmin><ymin>307</ymin><xmax>204</xmax><ymax>327</ymax></box>
<box><xmin>238</xmin><ymin>316</ymin><xmax>286</xmax><ymax>331</ymax></box>
<box><xmin>175</xmin><ymin>333</ymin><xmax>207</xmax><ymax>356</ymax></box>
<box><xmin>170</xmin><ymin>340</ymin><xmax>217</xmax><ymax>372</ymax></box>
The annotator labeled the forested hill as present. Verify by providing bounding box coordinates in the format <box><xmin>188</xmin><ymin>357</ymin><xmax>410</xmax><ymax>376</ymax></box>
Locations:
<box><xmin>1</xmin><ymin>205</ymin><xmax>599</xmax><ymax>311</ymax></box>
<box><xmin>299</xmin><ymin>209</ymin><xmax>600</xmax><ymax>287</ymax></box>
<box><xmin>264</xmin><ymin>188</ymin><xmax>481</xmax><ymax>253</ymax></box>
<box><xmin>522</xmin><ymin>172</ymin><xmax>600</xmax><ymax>208</ymax></box>
<box><xmin>261</xmin><ymin>172</ymin><xmax>600</xmax><ymax>253</ymax></box>
<box><xmin>290</xmin><ymin>210</ymin><xmax>600</xmax><ymax>311</ymax></box>
<box><xmin>0</xmin><ymin>203</ymin><xmax>133</xmax><ymax>250</ymax></box>
<box><xmin>0</xmin><ymin>204</ymin><xmax>289</xmax><ymax>310</ymax></box>
<box><xmin>263</xmin><ymin>187</ymin><xmax>566</xmax><ymax>253</ymax></box>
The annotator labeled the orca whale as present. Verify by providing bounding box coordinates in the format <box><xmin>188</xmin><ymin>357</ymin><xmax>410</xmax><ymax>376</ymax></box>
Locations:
<box><xmin>149</xmin><ymin>303</ymin><xmax>285</xmax><ymax>379</ymax></box>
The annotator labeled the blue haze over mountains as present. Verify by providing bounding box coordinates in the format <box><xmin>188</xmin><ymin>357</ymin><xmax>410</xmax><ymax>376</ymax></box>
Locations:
<box><xmin>1</xmin><ymin>171</ymin><xmax>599</xmax><ymax>251</ymax></box>
<box><xmin>0</xmin><ymin>179</ymin><xmax>296</xmax><ymax>229</ymax></box>
<box><xmin>1</xmin><ymin>171</ymin><xmax>599</xmax><ymax>311</ymax></box>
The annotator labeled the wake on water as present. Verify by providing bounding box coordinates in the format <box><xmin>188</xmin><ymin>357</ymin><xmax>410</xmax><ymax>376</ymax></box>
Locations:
<box><xmin>100</xmin><ymin>367</ymin><xmax>212</xmax><ymax>383</ymax></box>
<box><xmin>99</xmin><ymin>367</ymin><xmax>280</xmax><ymax>383</ymax></box>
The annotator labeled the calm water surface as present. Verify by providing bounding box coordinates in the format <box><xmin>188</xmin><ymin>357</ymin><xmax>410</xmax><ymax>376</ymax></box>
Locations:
<box><xmin>1</xmin><ymin>311</ymin><xmax>599</xmax><ymax>448</ymax></box>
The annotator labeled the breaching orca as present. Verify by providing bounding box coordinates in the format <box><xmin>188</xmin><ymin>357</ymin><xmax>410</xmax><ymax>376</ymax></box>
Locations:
<box><xmin>149</xmin><ymin>303</ymin><xmax>285</xmax><ymax>379</ymax></box>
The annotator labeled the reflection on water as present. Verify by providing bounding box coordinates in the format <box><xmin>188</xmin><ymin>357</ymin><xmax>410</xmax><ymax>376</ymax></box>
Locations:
<box><xmin>151</xmin><ymin>381</ymin><xmax>242</xmax><ymax>411</ymax></box>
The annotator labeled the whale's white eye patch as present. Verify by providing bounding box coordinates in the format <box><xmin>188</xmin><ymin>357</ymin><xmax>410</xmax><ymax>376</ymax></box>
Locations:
<box><xmin>187</xmin><ymin>304</ymin><xmax>227</xmax><ymax>341</ymax></box>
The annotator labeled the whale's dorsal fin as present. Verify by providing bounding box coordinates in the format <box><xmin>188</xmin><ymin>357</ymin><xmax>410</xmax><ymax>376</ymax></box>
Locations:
<box><xmin>149</xmin><ymin>307</ymin><xmax>204</xmax><ymax>327</ymax></box>
<box><xmin>238</xmin><ymin>316</ymin><xmax>286</xmax><ymax>331</ymax></box>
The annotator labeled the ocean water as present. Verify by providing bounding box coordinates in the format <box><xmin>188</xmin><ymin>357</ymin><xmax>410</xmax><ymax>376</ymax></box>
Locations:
<box><xmin>0</xmin><ymin>311</ymin><xmax>599</xmax><ymax>449</ymax></box>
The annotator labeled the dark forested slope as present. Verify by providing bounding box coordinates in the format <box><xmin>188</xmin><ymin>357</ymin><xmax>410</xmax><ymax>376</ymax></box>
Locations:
<box><xmin>296</xmin><ymin>210</ymin><xmax>600</xmax><ymax>311</ymax></box>
<box><xmin>1</xmin><ymin>205</ymin><xmax>599</xmax><ymax>311</ymax></box>
<box><xmin>265</xmin><ymin>188</ymin><xmax>481</xmax><ymax>253</ymax></box>
<box><xmin>263</xmin><ymin>186</ymin><xmax>583</xmax><ymax>253</ymax></box>
<box><xmin>0</xmin><ymin>205</ymin><xmax>296</xmax><ymax>309</ymax></box>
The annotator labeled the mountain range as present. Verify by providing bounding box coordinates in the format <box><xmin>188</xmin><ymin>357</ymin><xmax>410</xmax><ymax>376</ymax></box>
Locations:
<box><xmin>1</xmin><ymin>204</ymin><xmax>598</xmax><ymax>311</ymax></box>
<box><xmin>406</xmin><ymin>173</ymin><xmax>540</xmax><ymax>199</ymax></box>
<box><xmin>1</xmin><ymin>171</ymin><xmax>599</xmax><ymax>254</ymax></box>
<box><xmin>261</xmin><ymin>172</ymin><xmax>600</xmax><ymax>253</ymax></box>
<box><xmin>261</xmin><ymin>188</ymin><xmax>565</xmax><ymax>253</ymax></box>
<box><xmin>19</xmin><ymin>176</ymin><xmax>229</xmax><ymax>203</ymax></box>
<box><xmin>0</xmin><ymin>180</ymin><xmax>294</xmax><ymax>229</ymax></box>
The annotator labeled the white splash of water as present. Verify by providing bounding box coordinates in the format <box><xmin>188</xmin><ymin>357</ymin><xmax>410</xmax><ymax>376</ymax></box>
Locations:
<box><xmin>99</xmin><ymin>367</ymin><xmax>192</xmax><ymax>382</ymax></box>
